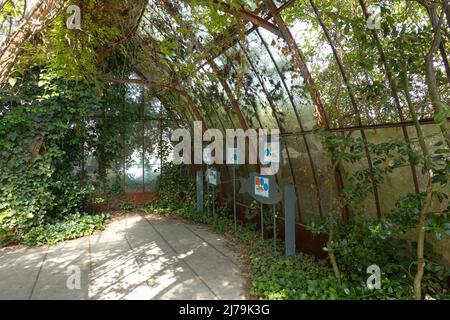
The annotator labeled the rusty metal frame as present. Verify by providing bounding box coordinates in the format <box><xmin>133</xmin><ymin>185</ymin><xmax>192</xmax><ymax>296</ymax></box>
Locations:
<box><xmin>148</xmin><ymin>2</ymin><xmax>243</xmax><ymax>185</ymax></box>
<box><xmin>262</xmin><ymin>0</ymin><xmax>349</xmax><ymax>220</ymax></box>
<box><xmin>104</xmin><ymin>0</ymin><xmax>445</xmax><ymax>222</ymax></box>
<box><xmin>308</xmin><ymin>0</ymin><xmax>382</xmax><ymax>218</ymax></box>
<box><xmin>238</xmin><ymin>40</ymin><xmax>304</xmax><ymax>222</ymax></box>
<box><xmin>256</xmin><ymin>28</ymin><xmax>324</xmax><ymax>218</ymax></box>
<box><xmin>205</xmin><ymin>0</ymin><xmax>283</xmax><ymax>38</ymax></box>
<box><xmin>357</xmin><ymin>0</ymin><xmax>420</xmax><ymax>195</ymax></box>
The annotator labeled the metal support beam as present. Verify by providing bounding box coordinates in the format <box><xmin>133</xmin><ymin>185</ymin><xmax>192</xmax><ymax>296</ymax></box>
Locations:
<box><xmin>212</xmin><ymin>1</ymin><xmax>283</xmax><ymax>38</ymax></box>
<box><xmin>284</xmin><ymin>185</ymin><xmax>296</xmax><ymax>258</ymax></box>
<box><xmin>196</xmin><ymin>170</ymin><xmax>204</xmax><ymax>213</ymax></box>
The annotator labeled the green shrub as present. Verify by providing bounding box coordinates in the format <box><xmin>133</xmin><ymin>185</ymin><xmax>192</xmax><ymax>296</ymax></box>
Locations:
<box><xmin>119</xmin><ymin>200</ymin><xmax>134</xmax><ymax>211</ymax></box>
<box><xmin>21</xmin><ymin>213</ymin><xmax>111</xmax><ymax>246</ymax></box>
<box><xmin>144</xmin><ymin>201</ymin><xmax>449</xmax><ymax>300</ymax></box>
<box><xmin>0</xmin><ymin>76</ymin><xmax>99</xmax><ymax>241</ymax></box>
<box><xmin>156</xmin><ymin>162</ymin><xmax>195</xmax><ymax>206</ymax></box>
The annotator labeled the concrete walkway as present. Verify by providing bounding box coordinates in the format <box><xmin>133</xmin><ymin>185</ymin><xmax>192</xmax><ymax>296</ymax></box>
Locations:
<box><xmin>0</xmin><ymin>214</ymin><xmax>248</xmax><ymax>300</ymax></box>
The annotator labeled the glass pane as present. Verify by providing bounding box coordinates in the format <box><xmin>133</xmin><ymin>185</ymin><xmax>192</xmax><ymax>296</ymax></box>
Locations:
<box><xmin>284</xmin><ymin>135</ymin><xmax>321</xmax><ymax>223</ymax></box>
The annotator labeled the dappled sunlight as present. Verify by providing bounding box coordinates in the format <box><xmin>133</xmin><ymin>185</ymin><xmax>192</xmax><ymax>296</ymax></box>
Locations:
<box><xmin>1</xmin><ymin>0</ymin><xmax>448</xmax><ymax>302</ymax></box>
<box><xmin>0</xmin><ymin>214</ymin><xmax>246</xmax><ymax>300</ymax></box>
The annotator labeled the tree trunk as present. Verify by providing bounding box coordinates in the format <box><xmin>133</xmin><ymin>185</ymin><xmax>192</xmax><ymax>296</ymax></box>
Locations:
<box><xmin>425</xmin><ymin>53</ymin><xmax>450</xmax><ymax>147</ymax></box>
<box><xmin>424</xmin><ymin>1</ymin><xmax>450</xmax><ymax>148</ymax></box>
<box><xmin>413</xmin><ymin>172</ymin><xmax>433</xmax><ymax>300</ymax></box>
<box><xmin>426</xmin><ymin>1</ymin><xmax>450</xmax><ymax>79</ymax></box>
<box><xmin>404</xmin><ymin>69</ymin><xmax>434</xmax><ymax>300</ymax></box>
<box><xmin>328</xmin><ymin>227</ymin><xmax>341</xmax><ymax>285</ymax></box>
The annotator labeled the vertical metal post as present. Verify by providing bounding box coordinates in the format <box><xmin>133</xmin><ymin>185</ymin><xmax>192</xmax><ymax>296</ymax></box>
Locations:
<box><xmin>284</xmin><ymin>185</ymin><xmax>296</xmax><ymax>258</ymax></box>
<box><xmin>159</xmin><ymin>118</ymin><xmax>163</xmax><ymax>181</ymax></box>
<box><xmin>141</xmin><ymin>89</ymin><xmax>145</xmax><ymax>193</ymax></box>
<box><xmin>81</xmin><ymin>137</ymin><xmax>85</xmax><ymax>184</ymax></box>
<box><xmin>207</xmin><ymin>178</ymin><xmax>210</xmax><ymax>215</ymax></box>
<box><xmin>233</xmin><ymin>166</ymin><xmax>237</xmax><ymax>232</ymax></box>
<box><xmin>212</xmin><ymin>187</ymin><xmax>215</xmax><ymax>217</ymax></box>
<box><xmin>196</xmin><ymin>171</ymin><xmax>203</xmax><ymax>213</ymax></box>
<box><xmin>260</xmin><ymin>203</ymin><xmax>264</xmax><ymax>241</ymax></box>
<box><xmin>273</xmin><ymin>204</ymin><xmax>277</xmax><ymax>255</ymax></box>
<box><xmin>122</xmin><ymin>135</ymin><xmax>126</xmax><ymax>192</ymax></box>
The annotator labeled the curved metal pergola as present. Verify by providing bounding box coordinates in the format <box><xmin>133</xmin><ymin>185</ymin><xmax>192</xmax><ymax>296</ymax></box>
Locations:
<box><xmin>1</xmin><ymin>0</ymin><xmax>449</xmax><ymax>226</ymax></box>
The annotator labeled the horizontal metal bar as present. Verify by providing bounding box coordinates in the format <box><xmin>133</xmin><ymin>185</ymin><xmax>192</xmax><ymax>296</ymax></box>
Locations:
<box><xmin>280</xmin><ymin>117</ymin><xmax>449</xmax><ymax>137</ymax></box>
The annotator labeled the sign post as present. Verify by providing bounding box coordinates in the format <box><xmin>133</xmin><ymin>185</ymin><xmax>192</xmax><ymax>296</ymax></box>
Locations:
<box><xmin>254</xmin><ymin>175</ymin><xmax>270</xmax><ymax>241</ymax></box>
<box><xmin>284</xmin><ymin>185</ymin><xmax>296</xmax><ymax>258</ymax></box>
<box><xmin>233</xmin><ymin>166</ymin><xmax>236</xmax><ymax>231</ymax></box>
<box><xmin>240</xmin><ymin>173</ymin><xmax>293</xmax><ymax>255</ymax></box>
<box><xmin>196</xmin><ymin>171</ymin><xmax>203</xmax><ymax>213</ymax></box>
<box><xmin>260</xmin><ymin>203</ymin><xmax>264</xmax><ymax>241</ymax></box>
<box><xmin>204</xmin><ymin>148</ymin><xmax>213</xmax><ymax>216</ymax></box>
<box><xmin>206</xmin><ymin>168</ymin><xmax>220</xmax><ymax>217</ymax></box>
<box><xmin>227</xmin><ymin>147</ymin><xmax>239</xmax><ymax>232</ymax></box>
<box><xmin>273</xmin><ymin>204</ymin><xmax>277</xmax><ymax>255</ymax></box>
<box><xmin>261</xmin><ymin>137</ymin><xmax>282</xmax><ymax>250</ymax></box>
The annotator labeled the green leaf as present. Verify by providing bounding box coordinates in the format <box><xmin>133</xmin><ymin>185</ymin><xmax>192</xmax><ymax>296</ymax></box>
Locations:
<box><xmin>8</xmin><ymin>77</ymin><xmax>17</xmax><ymax>87</ymax></box>
<box><xmin>435</xmin><ymin>108</ymin><xmax>450</xmax><ymax>124</ymax></box>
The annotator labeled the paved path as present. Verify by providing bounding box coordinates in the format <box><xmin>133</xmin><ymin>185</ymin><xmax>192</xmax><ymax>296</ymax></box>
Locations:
<box><xmin>0</xmin><ymin>214</ymin><xmax>248</xmax><ymax>300</ymax></box>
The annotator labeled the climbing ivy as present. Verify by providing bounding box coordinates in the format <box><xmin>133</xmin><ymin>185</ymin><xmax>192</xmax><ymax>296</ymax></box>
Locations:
<box><xmin>308</xmin><ymin>126</ymin><xmax>449</xmax><ymax>299</ymax></box>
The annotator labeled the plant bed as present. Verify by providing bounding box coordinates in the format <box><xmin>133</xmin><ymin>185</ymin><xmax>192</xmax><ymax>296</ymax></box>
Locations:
<box><xmin>143</xmin><ymin>201</ymin><xmax>449</xmax><ymax>300</ymax></box>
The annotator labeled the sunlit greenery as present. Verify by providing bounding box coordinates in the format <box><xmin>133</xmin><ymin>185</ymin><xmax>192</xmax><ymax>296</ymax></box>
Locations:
<box><xmin>0</xmin><ymin>0</ymin><xmax>448</xmax><ymax>300</ymax></box>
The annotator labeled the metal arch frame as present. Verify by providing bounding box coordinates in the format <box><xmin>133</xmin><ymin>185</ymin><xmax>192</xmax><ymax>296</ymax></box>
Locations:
<box><xmin>307</xmin><ymin>0</ymin><xmax>382</xmax><ymax>218</ymax></box>
<box><xmin>256</xmin><ymin>28</ymin><xmax>324</xmax><ymax>218</ymax></box>
<box><xmin>357</xmin><ymin>0</ymin><xmax>420</xmax><ymax>196</ymax></box>
<box><xmin>158</xmin><ymin>0</ymin><xmax>261</xmax><ymax>177</ymax></box>
<box><xmin>261</xmin><ymin>0</ymin><xmax>348</xmax><ymax>220</ymax></box>
<box><xmin>144</xmin><ymin>3</ymin><xmax>234</xmax><ymax>190</ymax></box>
<box><xmin>139</xmin><ymin>0</ymin><xmax>347</xmax><ymax>221</ymax></box>
<box><xmin>238</xmin><ymin>40</ymin><xmax>304</xmax><ymax>222</ymax></box>
<box><xmin>105</xmin><ymin>0</ymin><xmax>444</xmax><ymax>223</ymax></box>
<box><xmin>220</xmin><ymin>45</ymin><xmax>287</xmax><ymax>220</ymax></box>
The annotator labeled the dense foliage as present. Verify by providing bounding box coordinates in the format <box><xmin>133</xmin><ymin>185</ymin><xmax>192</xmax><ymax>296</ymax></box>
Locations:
<box><xmin>151</xmin><ymin>160</ymin><xmax>449</xmax><ymax>300</ymax></box>
<box><xmin>0</xmin><ymin>74</ymin><xmax>90</xmax><ymax>242</ymax></box>
<box><xmin>0</xmin><ymin>72</ymin><xmax>117</xmax><ymax>245</ymax></box>
<box><xmin>156</xmin><ymin>162</ymin><xmax>196</xmax><ymax>205</ymax></box>
<box><xmin>309</xmin><ymin>127</ymin><xmax>449</xmax><ymax>299</ymax></box>
<box><xmin>21</xmin><ymin>213</ymin><xmax>110</xmax><ymax>246</ymax></box>
<box><xmin>0</xmin><ymin>0</ymin><xmax>449</xmax><ymax>300</ymax></box>
<box><xmin>0</xmin><ymin>0</ymin><xmax>136</xmax><ymax>246</ymax></box>
<box><xmin>144</xmin><ymin>197</ymin><xmax>449</xmax><ymax>300</ymax></box>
